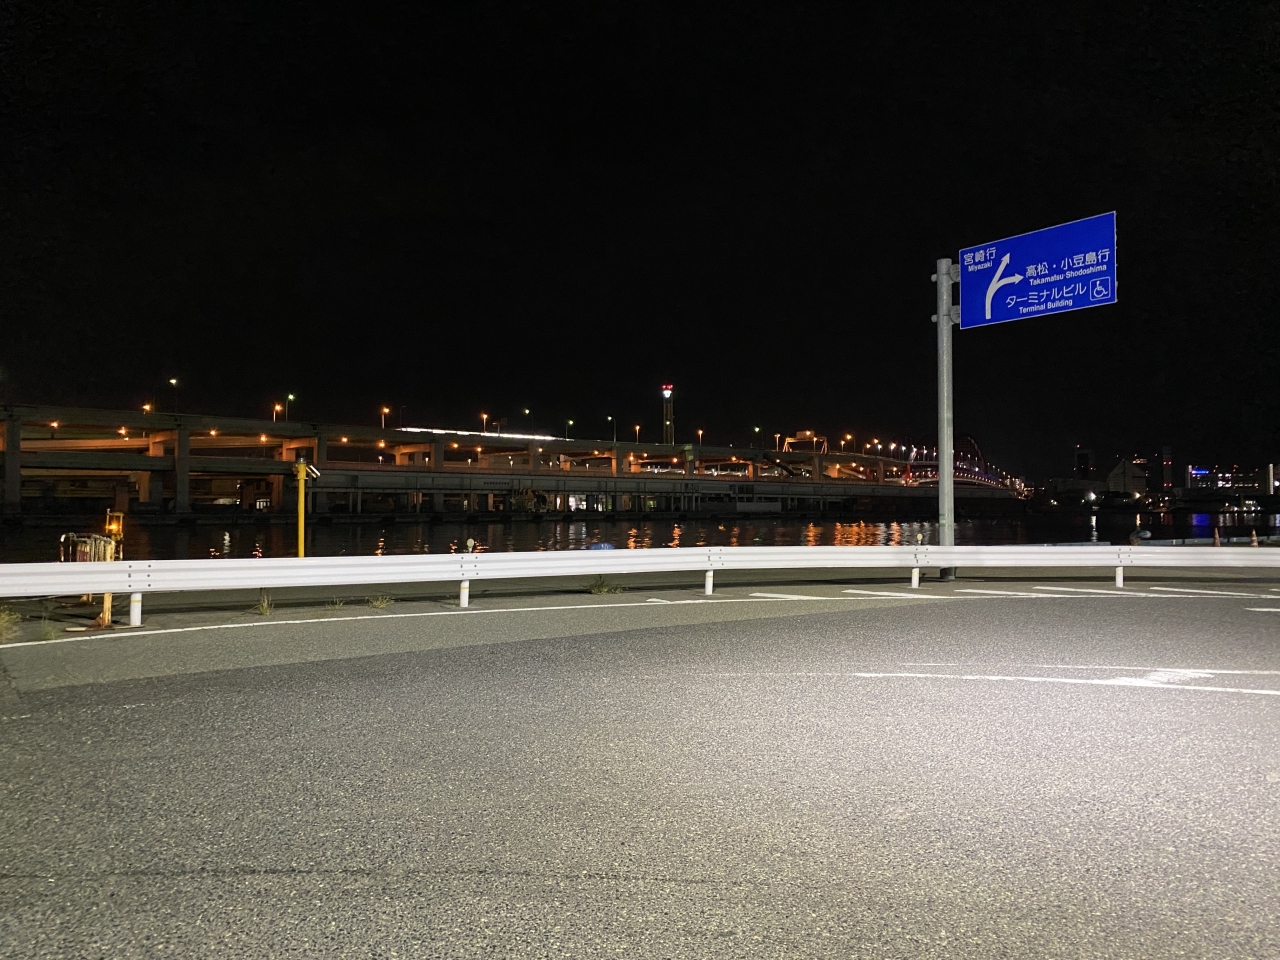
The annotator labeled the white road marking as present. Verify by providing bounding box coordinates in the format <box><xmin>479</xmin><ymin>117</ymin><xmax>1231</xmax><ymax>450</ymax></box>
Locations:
<box><xmin>1020</xmin><ymin>663</ymin><xmax>1280</xmax><ymax>676</ymax></box>
<box><xmin>0</xmin><ymin>595</ymin><xmax>799</xmax><ymax>649</ymax></box>
<box><xmin>954</xmin><ymin>589</ymin><xmax>1052</xmax><ymax>597</ymax></box>
<box><xmin>841</xmin><ymin>589</ymin><xmax>947</xmax><ymax>599</ymax></box>
<box><xmin>702</xmin><ymin>671</ymin><xmax>1280</xmax><ymax>697</ymax></box>
<box><xmin>1139</xmin><ymin>669</ymin><xmax>1215</xmax><ymax>684</ymax></box>
<box><xmin>1245</xmin><ymin>607</ymin><xmax>1280</xmax><ymax>612</ymax></box>
<box><xmin>1147</xmin><ymin>587</ymin><xmax>1269</xmax><ymax>598</ymax></box>
<box><xmin>750</xmin><ymin>592</ymin><xmax>835</xmax><ymax>601</ymax></box>
<box><xmin>1033</xmin><ymin>586</ymin><xmax>1141</xmax><ymax>596</ymax></box>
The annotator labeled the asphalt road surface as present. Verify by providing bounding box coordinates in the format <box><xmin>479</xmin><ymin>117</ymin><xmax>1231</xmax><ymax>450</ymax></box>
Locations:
<box><xmin>2</xmin><ymin>578</ymin><xmax>1279</xmax><ymax>958</ymax></box>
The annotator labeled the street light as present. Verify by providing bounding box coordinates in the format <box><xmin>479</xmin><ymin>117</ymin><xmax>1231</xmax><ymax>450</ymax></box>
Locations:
<box><xmin>523</xmin><ymin>408</ymin><xmax>532</xmax><ymax>431</ymax></box>
<box><xmin>606</xmin><ymin>415</ymin><xmax>616</xmax><ymax>443</ymax></box>
<box><xmin>775</xmin><ymin>433</ymin><xmax>781</xmax><ymax>451</ymax></box>
<box><xmin>273</xmin><ymin>403</ymin><xmax>283</xmax><ymax>422</ymax></box>
<box><xmin>481</xmin><ymin>412</ymin><xmax>488</xmax><ymax>434</ymax></box>
<box><xmin>169</xmin><ymin>378</ymin><xmax>179</xmax><ymax>413</ymax></box>
<box><xmin>566</xmin><ymin>419</ymin><xmax>574</xmax><ymax>439</ymax></box>
<box><xmin>285</xmin><ymin>393</ymin><xmax>295</xmax><ymax>422</ymax></box>
<box><xmin>753</xmin><ymin>426</ymin><xmax>761</xmax><ymax>449</ymax></box>
<box><xmin>381</xmin><ymin>406</ymin><xmax>391</xmax><ymax>429</ymax></box>
<box><xmin>697</xmin><ymin>429</ymin><xmax>704</xmax><ymax>445</ymax></box>
<box><xmin>634</xmin><ymin>424</ymin><xmax>641</xmax><ymax>443</ymax></box>
<box><xmin>141</xmin><ymin>403</ymin><xmax>152</xmax><ymax>414</ymax></box>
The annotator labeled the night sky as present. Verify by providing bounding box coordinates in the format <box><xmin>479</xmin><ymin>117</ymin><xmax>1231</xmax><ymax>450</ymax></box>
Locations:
<box><xmin>3</xmin><ymin>2</ymin><xmax>1277</xmax><ymax>480</ymax></box>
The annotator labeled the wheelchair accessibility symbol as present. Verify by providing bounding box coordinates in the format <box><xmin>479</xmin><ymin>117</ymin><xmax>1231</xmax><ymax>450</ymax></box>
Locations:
<box><xmin>1089</xmin><ymin>277</ymin><xmax>1112</xmax><ymax>301</ymax></box>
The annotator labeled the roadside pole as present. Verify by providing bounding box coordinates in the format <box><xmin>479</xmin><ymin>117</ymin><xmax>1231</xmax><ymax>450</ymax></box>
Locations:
<box><xmin>294</xmin><ymin>461</ymin><xmax>307</xmax><ymax>558</ymax></box>
<box><xmin>934</xmin><ymin>258</ymin><xmax>957</xmax><ymax>580</ymax></box>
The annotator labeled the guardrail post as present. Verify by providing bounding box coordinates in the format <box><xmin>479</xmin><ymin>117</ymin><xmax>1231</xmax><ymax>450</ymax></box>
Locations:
<box><xmin>1115</xmin><ymin>566</ymin><xmax>1124</xmax><ymax>588</ymax></box>
<box><xmin>704</xmin><ymin>570</ymin><xmax>714</xmax><ymax>595</ymax></box>
<box><xmin>129</xmin><ymin>592</ymin><xmax>142</xmax><ymax>626</ymax></box>
<box><xmin>911</xmin><ymin>567</ymin><xmax>920</xmax><ymax>589</ymax></box>
<box><xmin>459</xmin><ymin>580</ymin><xmax>470</xmax><ymax>608</ymax></box>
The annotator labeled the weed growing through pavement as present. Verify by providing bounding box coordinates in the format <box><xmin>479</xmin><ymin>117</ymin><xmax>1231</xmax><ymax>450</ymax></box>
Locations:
<box><xmin>256</xmin><ymin>590</ymin><xmax>274</xmax><ymax>616</ymax></box>
<box><xmin>36</xmin><ymin>617</ymin><xmax>58</xmax><ymax>643</ymax></box>
<box><xmin>327</xmin><ymin>596</ymin><xmax>346</xmax><ymax>609</ymax></box>
<box><xmin>0</xmin><ymin>607</ymin><xmax>20</xmax><ymax>643</ymax></box>
<box><xmin>587</xmin><ymin>576</ymin><xmax>623</xmax><ymax>595</ymax></box>
<box><xmin>367</xmin><ymin>595</ymin><xmax>394</xmax><ymax>609</ymax></box>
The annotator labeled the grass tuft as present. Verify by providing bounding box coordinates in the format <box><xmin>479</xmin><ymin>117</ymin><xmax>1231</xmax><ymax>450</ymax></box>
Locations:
<box><xmin>587</xmin><ymin>575</ymin><xmax>623</xmax><ymax>595</ymax></box>
<box><xmin>367</xmin><ymin>595</ymin><xmax>394</xmax><ymax>609</ymax></box>
<box><xmin>256</xmin><ymin>590</ymin><xmax>274</xmax><ymax>616</ymax></box>
<box><xmin>0</xmin><ymin>607</ymin><xmax>20</xmax><ymax>643</ymax></box>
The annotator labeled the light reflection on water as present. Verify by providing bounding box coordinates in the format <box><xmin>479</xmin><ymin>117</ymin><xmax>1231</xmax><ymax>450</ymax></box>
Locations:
<box><xmin>1</xmin><ymin>514</ymin><xmax>1274</xmax><ymax>563</ymax></box>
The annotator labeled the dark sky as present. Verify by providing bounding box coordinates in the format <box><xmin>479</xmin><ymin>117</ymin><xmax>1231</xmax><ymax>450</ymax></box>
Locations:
<box><xmin>3</xmin><ymin>2</ymin><xmax>1277</xmax><ymax>479</ymax></box>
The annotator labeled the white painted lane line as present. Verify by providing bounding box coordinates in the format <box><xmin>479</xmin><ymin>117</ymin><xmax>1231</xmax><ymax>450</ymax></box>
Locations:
<box><xmin>1138</xmin><ymin>669</ymin><xmax>1215</xmax><ymax>684</ymax></box>
<box><xmin>1020</xmin><ymin>663</ymin><xmax>1280</xmax><ymax>676</ymax></box>
<box><xmin>1245</xmin><ymin>607</ymin><xmax>1280</xmax><ymax>612</ymax></box>
<box><xmin>0</xmin><ymin>595</ymin><xmax>796</xmax><ymax>649</ymax></box>
<box><xmin>750</xmin><ymin>592</ymin><xmax>837</xmax><ymax>601</ymax></box>
<box><xmin>1147</xmin><ymin>587</ymin><xmax>1269</xmax><ymax>598</ymax></box>
<box><xmin>841</xmin><ymin>589</ymin><xmax>949</xmax><ymax>599</ymax></box>
<box><xmin>954</xmin><ymin>589</ymin><xmax>1052</xmax><ymax>597</ymax></box>
<box><xmin>1033</xmin><ymin>586</ymin><xmax>1143</xmax><ymax>596</ymax></box>
<box><xmin>701</xmin><ymin>671</ymin><xmax>1280</xmax><ymax>697</ymax></box>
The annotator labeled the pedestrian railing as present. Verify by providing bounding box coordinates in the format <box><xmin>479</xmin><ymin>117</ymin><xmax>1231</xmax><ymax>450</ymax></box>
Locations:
<box><xmin>0</xmin><ymin>544</ymin><xmax>1276</xmax><ymax>625</ymax></box>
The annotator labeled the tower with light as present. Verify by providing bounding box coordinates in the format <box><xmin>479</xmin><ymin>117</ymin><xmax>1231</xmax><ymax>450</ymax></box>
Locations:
<box><xmin>661</xmin><ymin>384</ymin><xmax>674</xmax><ymax>445</ymax></box>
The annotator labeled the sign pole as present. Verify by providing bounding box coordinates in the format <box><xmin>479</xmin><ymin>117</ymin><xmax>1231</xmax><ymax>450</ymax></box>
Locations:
<box><xmin>935</xmin><ymin>258</ymin><xmax>957</xmax><ymax>580</ymax></box>
<box><xmin>941</xmin><ymin>212</ymin><xmax>1116</xmax><ymax>581</ymax></box>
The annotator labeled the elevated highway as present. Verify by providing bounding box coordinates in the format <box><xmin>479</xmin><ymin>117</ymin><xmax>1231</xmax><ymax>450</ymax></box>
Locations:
<box><xmin>1</xmin><ymin>404</ymin><xmax>1022</xmax><ymax>520</ymax></box>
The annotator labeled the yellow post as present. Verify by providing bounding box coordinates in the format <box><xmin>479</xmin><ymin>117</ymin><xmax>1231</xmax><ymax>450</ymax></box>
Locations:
<box><xmin>294</xmin><ymin>461</ymin><xmax>307</xmax><ymax>557</ymax></box>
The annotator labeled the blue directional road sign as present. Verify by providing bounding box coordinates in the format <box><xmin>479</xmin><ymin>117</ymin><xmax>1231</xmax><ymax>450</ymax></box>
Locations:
<box><xmin>958</xmin><ymin>212</ymin><xmax>1116</xmax><ymax>329</ymax></box>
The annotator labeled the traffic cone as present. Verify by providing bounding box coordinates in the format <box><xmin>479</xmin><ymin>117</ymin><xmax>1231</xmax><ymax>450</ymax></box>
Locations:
<box><xmin>1213</xmin><ymin>527</ymin><xmax>1221</xmax><ymax>547</ymax></box>
<box><xmin>1251</xmin><ymin>529</ymin><xmax>1259</xmax><ymax>547</ymax></box>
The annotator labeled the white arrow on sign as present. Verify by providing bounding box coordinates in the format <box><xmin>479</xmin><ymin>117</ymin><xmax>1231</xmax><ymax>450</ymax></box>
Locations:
<box><xmin>984</xmin><ymin>253</ymin><xmax>1023</xmax><ymax>319</ymax></box>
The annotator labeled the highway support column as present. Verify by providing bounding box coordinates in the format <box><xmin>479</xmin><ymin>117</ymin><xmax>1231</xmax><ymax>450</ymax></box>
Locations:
<box><xmin>174</xmin><ymin>426</ymin><xmax>191</xmax><ymax>514</ymax></box>
<box><xmin>3</xmin><ymin>414</ymin><xmax>20</xmax><ymax>516</ymax></box>
<box><xmin>935</xmin><ymin>259</ymin><xmax>957</xmax><ymax>580</ymax></box>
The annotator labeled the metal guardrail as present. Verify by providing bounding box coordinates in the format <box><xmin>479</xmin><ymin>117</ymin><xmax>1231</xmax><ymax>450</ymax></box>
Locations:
<box><xmin>1</xmin><ymin>545</ymin><xmax>1278</xmax><ymax>625</ymax></box>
